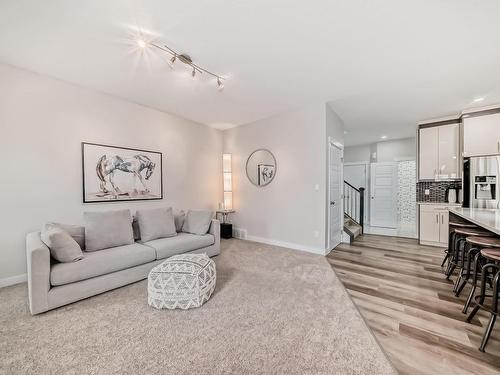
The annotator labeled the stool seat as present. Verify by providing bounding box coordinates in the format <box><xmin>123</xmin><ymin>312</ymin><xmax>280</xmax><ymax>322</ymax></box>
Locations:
<box><xmin>480</xmin><ymin>248</ymin><xmax>500</xmax><ymax>261</ymax></box>
<box><xmin>466</xmin><ymin>236</ymin><xmax>500</xmax><ymax>248</ymax></box>
<box><xmin>450</xmin><ymin>221</ymin><xmax>478</xmax><ymax>228</ymax></box>
<box><xmin>454</xmin><ymin>228</ymin><xmax>494</xmax><ymax>237</ymax></box>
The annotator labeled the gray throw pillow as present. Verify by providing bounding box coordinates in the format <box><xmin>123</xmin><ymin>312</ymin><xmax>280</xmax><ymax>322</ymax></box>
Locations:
<box><xmin>174</xmin><ymin>210</ymin><xmax>185</xmax><ymax>232</ymax></box>
<box><xmin>41</xmin><ymin>227</ymin><xmax>84</xmax><ymax>263</ymax></box>
<box><xmin>84</xmin><ymin>209</ymin><xmax>134</xmax><ymax>251</ymax></box>
<box><xmin>45</xmin><ymin>222</ymin><xmax>85</xmax><ymax>249</ymax></box>
<box><xmin>182</xmin><ymin>210</ymin><xmax>213</xmax><ymax>235</ymax></box>
<box><xmin>136</xmin><ymin>207</ymin><xmax>177</xmax><ymax>242</ymax></box>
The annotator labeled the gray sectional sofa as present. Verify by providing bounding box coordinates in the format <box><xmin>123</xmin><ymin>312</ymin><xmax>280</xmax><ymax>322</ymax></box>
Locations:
<box><xmin>26</xmin><ymin>215</ymin><xmax>220</xmax><ymax>315</ymax></box>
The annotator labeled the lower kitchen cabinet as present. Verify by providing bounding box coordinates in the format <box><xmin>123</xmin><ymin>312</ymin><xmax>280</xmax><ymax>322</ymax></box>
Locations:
<box><xmin>419</xmin><ymin>204</ymin><xmax>455</xmax><ymax>247</ymax></box>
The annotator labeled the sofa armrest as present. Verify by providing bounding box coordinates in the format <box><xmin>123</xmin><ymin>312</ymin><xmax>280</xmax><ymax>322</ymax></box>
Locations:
<box><xmin>209</xmin><ymin>219</ymin><xmax>220</xmax><ymax>253</ymax></box>
<box><xmin>26</xmin><ymin>232</ymin><xmax>50</xmax><ymax>314</ymax></box>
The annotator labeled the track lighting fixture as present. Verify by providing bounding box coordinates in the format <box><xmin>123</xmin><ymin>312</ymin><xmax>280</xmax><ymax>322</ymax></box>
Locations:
<box><xmin>169</xmin><ymin>55</ymin><xmax>177</xmax><ymax>69</ymax></box>
<box><xmin>217</xmin><ymin>77</ymin><xmax>224</xmax><ymax>91</ymax></box>
<box><xmin>141</xmin><ymin>40</ymin><xmax>225</xmax><ymax>90</ymax></box>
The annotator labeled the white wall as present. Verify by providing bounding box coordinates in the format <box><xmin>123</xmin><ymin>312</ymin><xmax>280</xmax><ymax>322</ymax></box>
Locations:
<box><xmin>223</xmin><ymin>103</ymin><xmax>344</xmax><ymax>254</ymax></box>
<box><xmin>344</xmin><ymin>144</ymin><xmax>371</xmax><ymax>163</ymax></box>
<box><xmin>0</xmin><ymin>63</ymin><xmax>223</xmax><ymax>282</ymax></box>
<box><xmin>344</xmin><ymin>137</ymin><xmax>416</xmax><ymax>163</ymax></box>
<box><xmin>376</xmin><ymin>137</ymin><xmax>416</xmax><ymax>162</ymax></box>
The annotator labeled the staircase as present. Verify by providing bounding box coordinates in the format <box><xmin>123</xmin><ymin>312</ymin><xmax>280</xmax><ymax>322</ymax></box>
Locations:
<box><xmin>344</xmin><ymin>215</ymin><xmax>362</xmax><ymax>242</ymax></box>
<box><xmin>343</xmin><ymin>181</ymin><xmax>365</xmax><ymax>243</ymax></box>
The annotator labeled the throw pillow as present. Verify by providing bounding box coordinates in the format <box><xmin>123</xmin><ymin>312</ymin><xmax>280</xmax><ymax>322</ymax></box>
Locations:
<box><xmin>41</xmin><ymin>227</ymin><xmax>84</xmax><ymax>263</ymax></box>
<box><xmin>174</xmin><ymin>210</ymin><xmax>185</xmax><ymax>232</ymax></box>
<box><xmin>44</xmin><ymin>222</ymin><xmax>85</xmax><ymax>249</ymax></box>
<box><xmin>136</xmin><ymin>207</ymin><xmax>177</xmax><ymax>242</ymax></box>
<box><xmin>182</xmin><ymin>210</ymin><xmax>213</xmax><ymax>235</ymax></box>
<box><xmin>84</xmin><ymin>209</ymin><xmax>134</xmax><ymax>251</ymax></box>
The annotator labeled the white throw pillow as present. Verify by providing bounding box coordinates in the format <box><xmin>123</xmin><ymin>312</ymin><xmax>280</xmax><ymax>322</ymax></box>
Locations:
<box><xmin>41</xmin><ymin>227</ymin><xmax>84</xmax><ymax>263</ymax></box>
<box><xmin>44</xmin><ymin>222</ymin><xmax>85</xmax><ymax>249</ymax></box>
<box><xmin>182</xmin><ymin>210</ymin><xmax>213</xmax><ymax>235</ymax></box>
<box><xmin>136</xmin><ymin>207</ymin><xmax>177</xmax><ymax>242</ymax></box>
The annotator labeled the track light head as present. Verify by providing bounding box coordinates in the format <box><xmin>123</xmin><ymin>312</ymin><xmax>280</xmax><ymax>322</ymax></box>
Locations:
<box><xmin>191</xmin><ymin>68</ymin><xmax>196</xmax><ymax>79</ymax></box>
<box><xmin>168</xmin><ymin>55</ymin><xmax>176</xmax><ymax>69</ymax></box>
<box><xmin>217</xmin><ymin>77</ymin><xmax>224</xmax><ymax>91</ymax></box>
<box><xmin>137</xmin><ymin>39</ymin><xmax>147</xmax><ymax>49</ymax></box>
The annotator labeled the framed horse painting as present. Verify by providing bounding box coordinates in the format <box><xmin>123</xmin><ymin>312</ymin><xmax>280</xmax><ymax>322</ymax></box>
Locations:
<box><xmin>82</xmin><ymin>142</ymin><xmax>163</xmax><ymax>203</ymax></box>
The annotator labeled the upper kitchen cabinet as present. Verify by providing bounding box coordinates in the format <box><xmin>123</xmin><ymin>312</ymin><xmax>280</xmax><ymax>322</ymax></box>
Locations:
<box><xmin>418</xmin><ymin>123</ymin><xmax>460</xmax><ymax>180</ymax></box>
<box><xmin>463</xmin><ymin>112</ymin><xmax>500</xmax><ymax>157</ymax></box>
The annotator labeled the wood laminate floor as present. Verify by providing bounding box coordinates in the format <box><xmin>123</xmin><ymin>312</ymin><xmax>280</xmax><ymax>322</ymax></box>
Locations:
<box><xmin>327</xmin><ymin>234</ymin><xmax>500</xmax><ymax>375</ymax></box>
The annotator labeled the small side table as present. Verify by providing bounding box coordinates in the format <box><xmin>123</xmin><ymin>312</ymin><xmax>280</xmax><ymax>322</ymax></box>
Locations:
<box><xmin>216</xmin><ymin>210</ymin><xmax>235</xmax><ymax>239</ymax></box>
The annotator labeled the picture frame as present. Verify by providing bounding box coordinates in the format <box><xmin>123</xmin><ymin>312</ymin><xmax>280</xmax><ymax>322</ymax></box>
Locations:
<box><xmin>82</xmin><ymin>142</ymin><xmax>163</xmax><ymax>203</ymax></box>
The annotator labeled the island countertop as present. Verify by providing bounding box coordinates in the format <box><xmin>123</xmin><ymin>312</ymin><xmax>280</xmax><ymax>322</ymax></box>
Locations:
<box><xmin>449</xmin><ymin>208</ymin><xmax>500</xmax><ymax>236</ymax></box>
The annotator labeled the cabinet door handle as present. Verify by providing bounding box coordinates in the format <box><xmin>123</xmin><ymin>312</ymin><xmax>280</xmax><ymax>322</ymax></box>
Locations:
<box><xmin>441</xmin><ymin>215</ymin><xmax>444</xmax><ymax>224</ymax></box>
<box><xmin>498</xmin><ymin>141</ymin><xmax>499</xmax><ymax>153</ymax></box>
<box><xmin>436</xmin><ymin>214</ymin><xmax>439</xmax><ymax>224</ymax></box>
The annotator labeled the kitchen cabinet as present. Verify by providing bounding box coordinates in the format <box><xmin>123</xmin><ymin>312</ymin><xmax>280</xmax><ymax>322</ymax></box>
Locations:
<box><xmin>419</xmin><ymin>204</ymin><xmax>455</xmax><ymax>247</ymax></box>
<box><xmin>418</xmin><ymin>123</ymin><xmax>460</xmax><ymax>180</ymax></box>
<box><xmin>463</xmin><ymin>112</ymin><xmax>500</xmax><ymax>157</ymax></box>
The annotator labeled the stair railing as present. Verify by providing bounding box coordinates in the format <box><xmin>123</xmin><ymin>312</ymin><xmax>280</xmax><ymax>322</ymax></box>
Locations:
<box><xmin>343</xmin><ymin>181</ymin><xmax>365</xmax><ymax>233</ymax></box>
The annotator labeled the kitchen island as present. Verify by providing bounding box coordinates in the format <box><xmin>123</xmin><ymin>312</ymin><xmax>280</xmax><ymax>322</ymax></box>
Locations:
<box><xmin>449</xmin><ymin>207</ymin><xmax>500</xmax><ymax>235</ymax></box>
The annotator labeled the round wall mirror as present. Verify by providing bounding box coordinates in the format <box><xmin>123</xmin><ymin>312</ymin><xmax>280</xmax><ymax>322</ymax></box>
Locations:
<box><xmin>246</xmin><ymin>149</ymin><xmax>277</xmax><ymax>187</ymax></box>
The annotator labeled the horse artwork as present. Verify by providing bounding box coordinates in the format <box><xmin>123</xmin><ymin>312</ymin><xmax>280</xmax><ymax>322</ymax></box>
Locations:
<box><xmin>82</xmin><ymin>143</ymin><xmax>162</xmax><ymax>202</ymax></box>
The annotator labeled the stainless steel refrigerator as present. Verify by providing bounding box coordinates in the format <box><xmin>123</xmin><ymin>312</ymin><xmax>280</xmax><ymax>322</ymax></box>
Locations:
<box><xmin>463</xmin><ymin>156</ymin><xmax>500</xmax><ymax>208</ymax></box>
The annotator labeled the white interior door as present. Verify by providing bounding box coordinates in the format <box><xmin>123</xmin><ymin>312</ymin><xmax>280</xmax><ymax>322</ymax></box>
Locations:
<box><xmin>370</xmin><ymin>162</ymin><xmax>397</xmax><ymax>228</ymax></box>
<box><xmin>329</xmin><ymin>143</ymin><xmax>343</xmax><ymax>250</ymax></box>
<box><xmin>344</xmin><ymin>163</ymin><xmax>369</xmax><ymax>224</ymax></box>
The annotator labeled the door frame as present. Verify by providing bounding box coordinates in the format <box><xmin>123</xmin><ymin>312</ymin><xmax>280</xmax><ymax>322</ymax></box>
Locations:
<box><xmin>327</xmin><ymin>139</ymin><xmax>344</xmax><ymax>252</ymax></box>
<box><xmin>344</xmin><ymin>161</ymin><xmax>370</xmax><ymax>225</ymax></box>
<box><xmin>369</xmin><ymin>161</ymin><xmax>398</xmax><ymax>228</ymax></box>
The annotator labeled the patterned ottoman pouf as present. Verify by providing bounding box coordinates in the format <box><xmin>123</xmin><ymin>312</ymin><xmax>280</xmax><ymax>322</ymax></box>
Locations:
<box><xmin>147</xmin><ymin>253</ymin><xmax>217</xmax><ymax>310</ymax></box>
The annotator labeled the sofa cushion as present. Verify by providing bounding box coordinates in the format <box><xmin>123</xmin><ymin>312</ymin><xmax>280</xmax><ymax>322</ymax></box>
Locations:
<box><xmin>174</xmin><ymin>210</ymin><xmax>185</xmax><ymax>232</ymax></box>
<box><xmin>44</xmin><ymin>222</ymin><xmax>85</xmax><ymax>249</ymax></box>
<box><xmin>50</xmin><ymin>243</ymin><xmax>155</xmax><ymax>286</ymax></box>
<box><xmin>84</xmin><ymin>209</ymin><xmax>134</xmax><ymax>251</ymax></box>
<box><xmin>182</xmin><ymin>210</ymin><xmax>213</xmax><ymax>235</ymax></box>
<box><xmin>136</xmin><ymin>207</ymin><xmax>176</xmax><ymax>242</ymax></box>
<box><xmin>41</xmin><ymin>227</ymin><xmax>84</xmax><ymax>263</ymax></box>
<box><xmin>145</xmin><ymin>233</ymin><xmax>215</xmax><ymax>260</ymax></box>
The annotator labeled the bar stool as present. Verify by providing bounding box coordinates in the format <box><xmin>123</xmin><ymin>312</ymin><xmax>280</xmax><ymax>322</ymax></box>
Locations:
<box><xmin>444</xmin><ymin>222</ymin><xmax>480</xmax><ymax>279</ymax></box>
<box><xmin>452</xmin><ymin>227</ymin><xmax>495</xmax><ymax>296</ymax></box>
<box><xmin>465</xmin><ymin>240</ymin><xmax>500</xmax><ymax>352</ymax></box>
<box><xmin>441</xmin><ymin>221</ymin><xmax>478</xmax><ymax>270</ymax></box>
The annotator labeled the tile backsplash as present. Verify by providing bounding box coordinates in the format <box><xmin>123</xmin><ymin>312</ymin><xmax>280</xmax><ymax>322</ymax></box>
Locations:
<box><xmin>417</xmin><ymin>181</ymin><xmax>462</xmax><ymax>203</ymax></box>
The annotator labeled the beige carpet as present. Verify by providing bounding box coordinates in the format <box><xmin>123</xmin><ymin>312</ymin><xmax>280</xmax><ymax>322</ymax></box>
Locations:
<box><xmin>0</xmin><ymin>239</ymin><xmax>396</xmax><ymax>374</ymax></box>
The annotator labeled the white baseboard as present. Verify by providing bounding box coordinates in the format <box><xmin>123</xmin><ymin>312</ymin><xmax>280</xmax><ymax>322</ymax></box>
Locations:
<box><xmin>0</xmin><ymin>273</ymin><xmax>27</xmax><ymax>288</ymax></box>
<box><xmin>245</xmin><ymin>235</ymin><xmax>326</xmax><ymax>255</ymax></box>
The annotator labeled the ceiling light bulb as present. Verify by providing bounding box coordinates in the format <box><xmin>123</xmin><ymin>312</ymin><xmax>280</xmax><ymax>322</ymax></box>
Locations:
<box><xmin>381</xmin><ymin>135</ymin><xmax>387</xmax><ymax>139</ymax></box>
<box><xmin>168</xmin><ymin>55</ymin><xmax>176</xmax><ymax>69</ymax></box>
<box><xmin>137</xmin><ymin>39</ymin><xmax>146</xmax><ymax>49</ymax></box>
<box><xmin>217</xmin><ymin>77</ymin><xmax>224</xmax><ymax>91</ymax></box>
<box><xmin>192</xmin><ymin>68</ymin><xmax>196</xmax><ymax>79</ymax></box>
<box><xmin>473</xmin><ymin>97</ymin><xmax>485</xmax><ymax>103</ymax></box>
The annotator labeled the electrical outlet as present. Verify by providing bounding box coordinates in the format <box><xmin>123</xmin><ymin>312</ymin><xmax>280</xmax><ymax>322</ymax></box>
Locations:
<box><xmin>424</xmin><ymin>189</ymin><xmax>430</xmax><ymax>195</ymax></box>
<box><xmin>314</xmin><ymin>230</ymin><xmax>319</xmax><ymax>238</ymax></box>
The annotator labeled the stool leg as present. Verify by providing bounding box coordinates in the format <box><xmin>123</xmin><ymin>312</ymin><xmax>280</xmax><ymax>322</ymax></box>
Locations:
<box><xmin>456</xmin><ymin>247</ymin><xmax>479</xmax><ymax>297</ymax></box>
<box><xmin>447</xmin><ymin>237</ymin><xmax>462</xmax><ymax>280</ymax></box>
<box><xmin>467</xmin><ymin>263</ymin><xmax>495</xmax><ymax>322</ymax></box>
<box><xmin>445</xmin><ymin>233</ymin><xmax>457</xmax><ymax>276</ymax></box>
<box><xmin>463</xmin><ymin>252</ymin><xmax>482</xmax><ymax>314</ymax></box>
<box><xmin>453</xmin><ymin>240</ymin><xmax>467</xmax><ymax>292</ymax></box>
<box><xmin>441</xmin><ymin>231</ymin><xmax>454</xmax><ymax>267</ymax></box>
<box><xmin>479</xmin><ymin>270</ymin><xmax>500</xmax><ymax>352</ymax></box>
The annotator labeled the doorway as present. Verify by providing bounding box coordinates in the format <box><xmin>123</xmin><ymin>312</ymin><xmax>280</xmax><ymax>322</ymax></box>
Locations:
<box><xmin>328</xmin><ymin>142</ymin><xmax>343</xmax><ymax>251</ymax></box>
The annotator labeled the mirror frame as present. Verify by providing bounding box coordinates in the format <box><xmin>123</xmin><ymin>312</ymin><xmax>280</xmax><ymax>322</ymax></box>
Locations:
<box><xmin>245</xmin><ymin>148</ymin><xmax>277</xmax><ymax>187</ymax></box>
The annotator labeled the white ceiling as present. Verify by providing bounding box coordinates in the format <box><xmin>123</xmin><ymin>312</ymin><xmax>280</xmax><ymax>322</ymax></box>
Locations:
<box><xmin>1</xmin><ymin>0</ymin><xmax>500</xmax><ymax>146</ymax></box>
